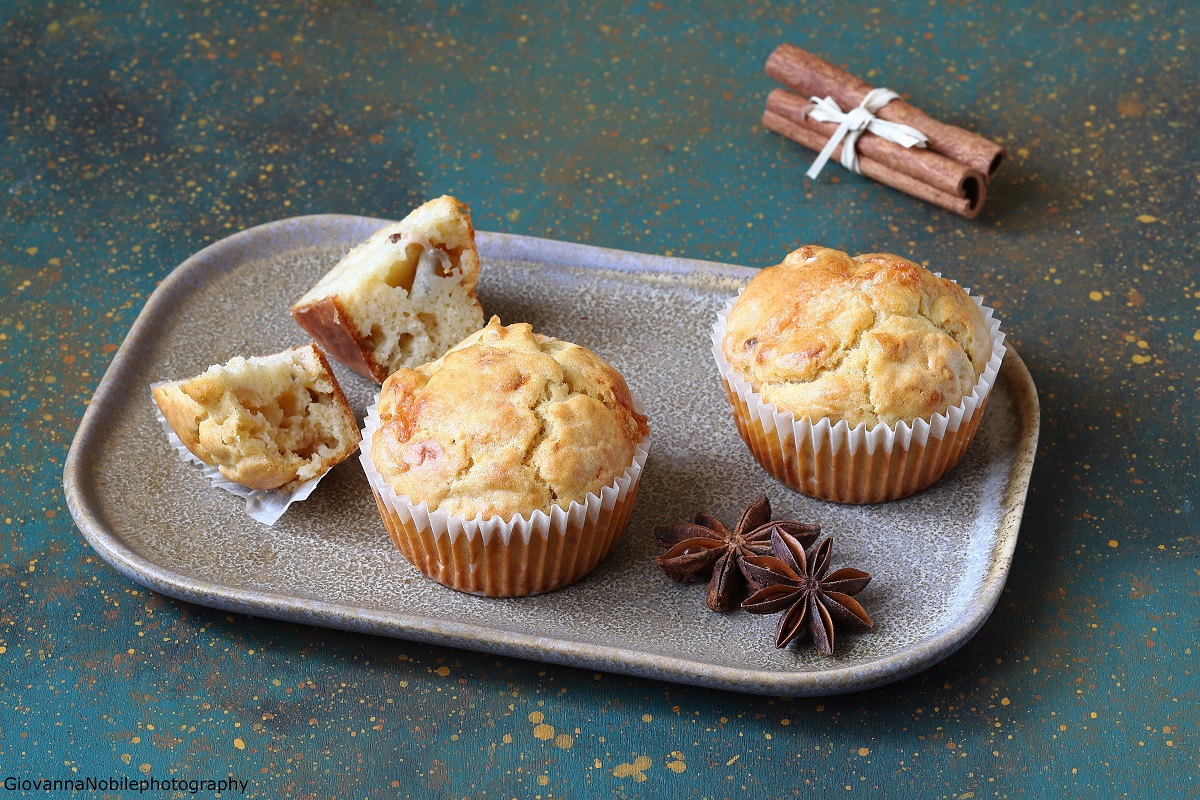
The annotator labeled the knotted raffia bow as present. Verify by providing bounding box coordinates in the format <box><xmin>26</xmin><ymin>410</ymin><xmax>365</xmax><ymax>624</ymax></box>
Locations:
<box><xmin>802</xmin><ymin>88</ymin><xmax>930</xmax><ymax>179</ymax></box>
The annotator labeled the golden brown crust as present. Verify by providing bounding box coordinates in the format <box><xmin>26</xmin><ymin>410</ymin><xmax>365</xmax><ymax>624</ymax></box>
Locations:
<box><xmin>152</xmin><ymin>382</ymin><xmax>209</xmax><ymax>467</ymax></box>
<box><xmin>723</xmin><ymin>246</ymin><xmax>991</xmax><ymax>427</ymax></box>
<box><xmin>290</xmin><ymin>294</ymin><xmax>384</xmax><ymax>382</ymax></box>
<box><xmin>372</xmin><ymin>318</ymin><xmax>649</xmax><ymax>519</ymax></box>
<box><xmin>153</xmin><ymin>343</ymin><xmax>362</xmax><ymax>490</ymax></box>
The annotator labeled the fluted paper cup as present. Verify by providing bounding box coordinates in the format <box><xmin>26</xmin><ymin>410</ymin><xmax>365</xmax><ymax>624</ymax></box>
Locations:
<box><xmin>359</xmin><ymin>398</ymin><xmax>651</xmax><ymax>597</ymax></box>
<box><xmin>712</xmin><ymin>287</ymin><xmax>1004</xmax><ymax>504</ymax></box>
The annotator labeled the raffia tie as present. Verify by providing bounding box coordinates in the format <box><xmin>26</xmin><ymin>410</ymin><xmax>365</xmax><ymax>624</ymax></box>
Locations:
<box><xmin>802</xmin><ymin>88</ymin><xmax>929</xmax><ymax>179</ymax></box>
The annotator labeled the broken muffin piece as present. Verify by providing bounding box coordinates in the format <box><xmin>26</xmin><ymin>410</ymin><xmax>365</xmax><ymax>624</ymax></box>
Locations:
<box><xmin>152</xmin><ymin>343</ymin><xmax>361</xmax><ymax>491</ymax></box>
<box><xmin>290</xmin><ymin>195</ymin><xmax>485</xmax><ymax>383</ymax></box>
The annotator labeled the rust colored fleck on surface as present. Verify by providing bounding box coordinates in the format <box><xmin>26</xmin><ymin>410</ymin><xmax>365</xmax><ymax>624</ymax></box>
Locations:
<box><xmin>1117</xmin><ymin>93</ymin><xmax>1144</xmax><ymax>117</ymax></box>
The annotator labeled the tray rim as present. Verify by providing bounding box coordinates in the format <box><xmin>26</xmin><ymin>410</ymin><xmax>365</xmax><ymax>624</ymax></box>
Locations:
<box><xmin>63</xmin><ymin>214</ymin><xmax>1041</xmax><ymax>696</ymax></box>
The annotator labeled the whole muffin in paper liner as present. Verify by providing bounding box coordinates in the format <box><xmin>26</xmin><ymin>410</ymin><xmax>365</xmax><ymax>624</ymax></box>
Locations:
<box><xmin>715</xmin><ymin>246</ymin><xmax>1004</xmax><ymax>504</ymax></box>
<box><xmin>363</xmin><ymin>317</ymin><xmax>650</xmax><ymax>596</ymax></box>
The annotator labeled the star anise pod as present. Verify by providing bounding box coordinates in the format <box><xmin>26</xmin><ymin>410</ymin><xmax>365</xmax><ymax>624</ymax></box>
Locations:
<box><xmin>654</xmin><ymin>495</ymin><xmax>820</xmax><ymax>613</ymax></box>
<box><xmin>740</xmin><ymin>530</ymin><xmax>872</xmax><ymax>654</ymax></box>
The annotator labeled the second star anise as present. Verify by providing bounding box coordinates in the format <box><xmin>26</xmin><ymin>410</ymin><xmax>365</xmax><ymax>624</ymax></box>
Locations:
<box><xmin>740</xmin><ymin>529</ymin><xmax>873</xmax><ymax>654</ymax></box>
<box><xmin>654</xmin><ymin>495</ymin><xmax>820</xmax><ymax>612</ymax></box>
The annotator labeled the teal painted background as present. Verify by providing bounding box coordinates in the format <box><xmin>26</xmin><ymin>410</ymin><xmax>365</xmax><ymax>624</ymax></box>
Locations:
<box><xmin>3</xmin><ymin>0</ymin><xmax>1197</xmax><ymax>797</ymax></box>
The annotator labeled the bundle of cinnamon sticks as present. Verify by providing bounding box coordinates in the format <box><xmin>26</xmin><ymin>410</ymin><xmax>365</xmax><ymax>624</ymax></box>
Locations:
<box><xmin>763</xmin><ymin>45</ymin><xmax>1005</xmax><ymax>218</ymax></box>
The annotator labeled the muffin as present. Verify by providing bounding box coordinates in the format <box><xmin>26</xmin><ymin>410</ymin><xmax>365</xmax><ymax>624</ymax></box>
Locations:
<box><xmin>361</xmin><ymin>317</ymin><xmax>651</xmax><ymax>596</ymax></box>
<box><xmin>152</xmin><ymin>343</ymin><xmax>361</xmax><ymax>491</ymax></box>
<box><xmin>291</xmin><ymin>195</ymin><xmax>484</xmax><ymax>383</ymax></box>
<box><xmin>714</xmin><ymin>246</ymin><xmax>1004</xmax><ymax>503</ymax></box>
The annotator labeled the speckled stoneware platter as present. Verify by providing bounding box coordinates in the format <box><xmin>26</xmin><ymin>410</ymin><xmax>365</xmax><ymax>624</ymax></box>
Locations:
<box><xmin>64</xmin><ymin>215</ymin><xmax>1040</xmax><ymax>696</ymax></box>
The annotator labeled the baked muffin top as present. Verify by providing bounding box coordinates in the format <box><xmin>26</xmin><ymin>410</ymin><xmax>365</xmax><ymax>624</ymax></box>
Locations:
<box><xmin>722</xmin><ymin>246</ymin><xmax>992</xmax><ymax>427</ymax></box>
<box><xmin>373</xmin><ymin>318</ymin><xmax>649</xmax><ymax>519</ymax></box>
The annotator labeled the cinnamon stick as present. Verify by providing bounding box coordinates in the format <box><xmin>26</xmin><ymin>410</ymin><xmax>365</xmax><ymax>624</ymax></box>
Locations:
<box><xmin>766</xmin><ymin>44</ymin><xmax>1005</xmax><ymax>179</ymax></box>
<box><xmin>762</xmin><ymin>109</ymin><xmax>983</xmax><ymax>219</ymax></box>
<box><xmin>766</xmin><ymin>89</ymin><xmax>985</xmax><ymax>207</ymax></box>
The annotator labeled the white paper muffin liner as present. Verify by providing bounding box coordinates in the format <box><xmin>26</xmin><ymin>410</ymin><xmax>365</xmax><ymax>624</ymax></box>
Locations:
<box><xmin>712</xmin><ymin>283</ymin><xmax>1005</xmax><ymax>503</ymax></box>
<box><xmin>150</xmin><ymin>386</ymin><xmax>326</xmax><ymax>526</ymax></box>
<box><xmin>360</xmin><ymin>396</ymin><xmax>651</xmax><ymax>597</ymax></box>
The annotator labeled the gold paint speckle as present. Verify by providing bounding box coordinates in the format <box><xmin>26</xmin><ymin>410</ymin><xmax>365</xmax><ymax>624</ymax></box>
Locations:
<box><xmin>613</xmin><ymin>755</ymin><xmax>651</xmax><ymax>782</ymax></box>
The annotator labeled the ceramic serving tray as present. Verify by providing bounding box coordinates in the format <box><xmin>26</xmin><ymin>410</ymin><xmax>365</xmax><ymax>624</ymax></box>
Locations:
<box><xmin>64</xmin><ymin>215</ymin><xmax>1039</xmax><ymax>696</ymax></box>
